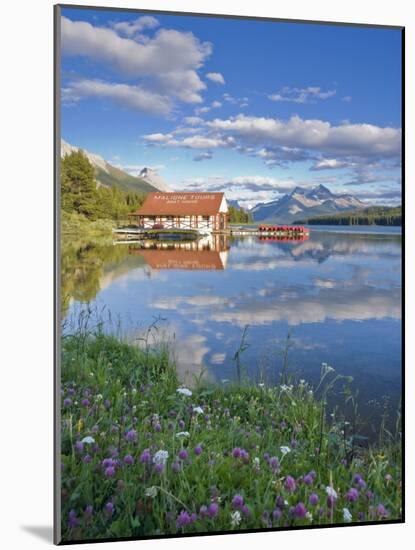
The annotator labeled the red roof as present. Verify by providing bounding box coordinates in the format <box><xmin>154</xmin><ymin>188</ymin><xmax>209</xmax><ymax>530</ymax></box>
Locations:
<box><xmin>132</xmin><ymin>192</ymin><xmax>225</xmax><ymax>216</ymax></box>
<box><xmin>130</xmin><ymin>248</ymin><xmax>226</xmax><ymax>270</ymax></box>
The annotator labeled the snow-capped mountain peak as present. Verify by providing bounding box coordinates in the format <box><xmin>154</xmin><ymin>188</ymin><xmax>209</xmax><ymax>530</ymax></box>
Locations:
<box><xmin>250</xmin><ymin>184</ymin><xmax>366</xmax><ymax>223</ymax></box>
<box><xmin>138</xmin><ymin>167</ymin><xmax>171</xmax><ymax>192</ymax></box>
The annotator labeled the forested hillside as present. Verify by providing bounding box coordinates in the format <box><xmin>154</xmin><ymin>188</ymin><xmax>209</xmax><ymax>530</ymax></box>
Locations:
<box><xmin>294</xmin><ymin>206</ymin><xmax>402</xmax><ymax>226</ymax></box>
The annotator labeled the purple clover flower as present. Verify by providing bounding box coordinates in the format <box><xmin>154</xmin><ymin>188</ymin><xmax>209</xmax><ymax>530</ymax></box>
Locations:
<box><xmin>104</xmin><ymin>502</ymin><xmax>114</xmax><ymax>516</ymax></box>
<box><xmin>309</xmin><ymin>493</ymin><xmax>319</xmax><ymax>506</ymax></box>
<box><xmin>240</xmin><ymin>449</ymin><xmax>250</xmax><ymax>462</ymax></box>
<box><xmin>140</xmin><ymin>449</ymin><xmax>151</xmax><ymax>464</ymax></box>
<box><xmin>294</xmin><ymin>502</ymin><xmax>307</xmax><ymax>518</ymax></box>
<box><xmin>241</xmin><ymin>504</ymin><xmax>251</xmax><ymax>517</ymax></box>
<box><xmin>357</xmin><ymin>478</ymin><xmax>367</xmax><ymax>489</ymax></box>
<box><xmin>377</xmin><ymin>504</ymin><xmax>388</xmax><ymax>518</ymax></box>
<box><xmin>272</xmin><ymin>508</ymin><xmax>282</xmax><ymax>521</ymax></box>
<box><xmin>269</xmin><ymin>456</ymin><xmax>280</xmax><ymax>471</ymax></box>
<box><xmin>346</xmin><ymin>488</ymin><xmax>359</xmax><ymax>502</ymax></box>
<box><xmin>232</xmin><ymin>447</ymin><xmax>242</xmax><ymax>458</ymax></box>
<box><xmin>125</xmin><ymin>429</ymin><xmax>137</xmax><ymax>442</ymax></box>
<box><xmin>154</xmin><ymin>463</ymin><xmax>164</xmax><ymax>474</ymax></box>
<box><xmin>172</xmin><ymin>462</ymin><xmax>181</xmax><ymax>474</ymax></box>
<box><xmin>104</xmin><ymin>466</ymin><xmax>116</xmax><ymax>478</ymax></box>
<box><xmin>207</xmin><ymin>502</ymin><xmax>219</xmax><ymax>518</ymax></box>
<box><xmin>74</xmin><ymin>441</ymin><xmax>84</xmax><ymax>453</ymax></box>
<box><xmin>232</xmin><ymin>494</ymin><xmax>244</xmax><ymax>509</ymax></box>
<box><xmin>178</xmin><ymin>449</ymin><xmax>188</xmax><ymax>461</ymax></box>
<box><xmin>327</xmin><ymin>495</ymin><xmax>336</xmax><ymax>508</ymax></box>
<box><xmin>124</xmin><ymin>454</ymin><xmax>134</xmax><ymax>466</ymax></box>
<box><xmin>303</xmin><ymin>474</ymin><xmax>313</xmax><ymax>486</ymax></box>
<box><xmin>176</xmin><ymin>510</ymin><xmax>192</xmax><ymax>528</ymax></box>
<box><xmin>102</xmin><ymin>458</ymin><xmax>116</xmax><ymax>468</ymax></box>
<box><xmin>63</xmin><ymin>398</ymin><xmax>72</xmax><ymax>407</ymax></box>
<box><xmin>68</xmin><ymin>510</ymin><xmax>79</xmax><ymax>529</ymax></box>
<box><xmin>275</xmin><ymin>496</ymin><xmax>285</xmax><ymax>508</ymax></box>
<box><xmin>284</xmin><ymin>475</ymin><xmax>296</xmax><ymax>492</ymax></box>
<box><xmin>194</xmin><ymin>445</ymin><xmax>203</xmax><ymax>456</ymax></box>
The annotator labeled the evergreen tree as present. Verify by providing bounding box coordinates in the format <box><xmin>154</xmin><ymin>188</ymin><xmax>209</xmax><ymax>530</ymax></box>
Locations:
<box><xmin>61</xmin><ymin>151</ymin><xmax>145</xmax><ymax>222</ymax></box>
<box><xmin>61</xmin><ymin>150</ymin><xmax>99</xmax><ymax>219</ymax></box>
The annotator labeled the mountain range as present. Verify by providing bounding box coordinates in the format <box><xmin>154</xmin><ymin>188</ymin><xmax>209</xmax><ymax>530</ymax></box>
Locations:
<box><xmin>250</xmin><ymin>184</ymin><xmax>366</xmax><ymax>223</ymax></box>
<box><xmin>61</xmin><ymin>139</ymin><xmax>170</xmax><ymax>194</ymax></box>
<box><xmin>60</xmin><ymin>140</ymin><xmax>367</xmax><ymax>222</ymax></box>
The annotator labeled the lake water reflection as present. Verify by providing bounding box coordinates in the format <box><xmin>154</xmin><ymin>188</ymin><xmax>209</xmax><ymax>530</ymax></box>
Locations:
<box><xmin>64</xmin><ymin>227</ymin><xmax>402</xmax><ymax>430</ymax></box>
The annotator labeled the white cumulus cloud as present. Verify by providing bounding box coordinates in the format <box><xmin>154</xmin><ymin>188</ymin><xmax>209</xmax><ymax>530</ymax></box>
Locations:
<box><xmin>112</xmin><ymin>15</ymin><xmax>160</xmax><ymax>37</ymax></box>
<box><xmin>62</xmin><ymin>79</ymin><xmax>171</xmax><ymax>115</ymax></box>
<box><xmin>206</xmin><ymin>72</ymin><xmax>225</xmax><ymax>85</ymax></box>
<box><xmin>61</xmin><ymin>16</ymin><xmax>212</xmax><ymax>105</ymax></box>
<box><xmin>268</xmin><ymin>86</ymin><xmax>336</xmax><ymax>104</ymax></box>
<box><xmin>207</xmin><ymin>114</ymin><xmax>401</xmax><ymax>160</ymax></box>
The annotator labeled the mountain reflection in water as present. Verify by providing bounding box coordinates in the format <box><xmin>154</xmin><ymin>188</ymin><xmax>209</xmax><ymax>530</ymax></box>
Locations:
<box><xmin>63</xmin><ymin>229</ymin><xmax>401</xmax><ymax>431</ymax></box>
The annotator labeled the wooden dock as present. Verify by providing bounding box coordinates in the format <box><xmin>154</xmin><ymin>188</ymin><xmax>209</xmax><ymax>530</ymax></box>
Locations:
<box><xmin>113</xmin><ymin>225</ymin><xmax>310</xmax><ymax>239</ymax></box>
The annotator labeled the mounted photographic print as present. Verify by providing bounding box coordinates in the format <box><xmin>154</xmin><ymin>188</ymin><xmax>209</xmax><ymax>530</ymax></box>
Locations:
<box><xmin>54</xmin><ymin>4</ymin><xmax>404</xmax><ymax>544</ymax></box>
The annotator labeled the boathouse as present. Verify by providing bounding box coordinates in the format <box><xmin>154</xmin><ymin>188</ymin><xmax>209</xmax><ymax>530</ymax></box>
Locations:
<box><xmin>129</xmin><ymin>192</ymin><xmax>228</xmax><ymax>232</ymax></box>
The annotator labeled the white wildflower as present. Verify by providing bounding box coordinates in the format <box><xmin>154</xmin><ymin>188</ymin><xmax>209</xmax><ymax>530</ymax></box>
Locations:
<box><xmin>177</xmin><ymin>388</ymin><xmax>192</xmax><ymax>397</ymax></box>
<box><xmin>343</xmin><ymin>508</ymin><xmax>352</xmax><ymax>522</ymax></box>
<box><xmin>221</xmin><ymin>379</ymin><xmax>230</xmax><ymax>384</ymax></box>
<box><xmin>175</xmin><ymin>431</ymin><xmax>190</xmax><ymax>438</ymax></box>
<box><xmin>81</xmin><ymin>436</ymin><xmax>95</xmax><ymax>444</ymax></box>
<box><xmin>258</xmin><ymin>383</ymin><xmax>265</xmax><ymax>388</ymax></box>
<box><xmin>306</xmin><ymin>511</ymin><xmax>313</xmax><ymax>522</ymax></box>
<box><xmin>153</xmin><ymin>450</ymin><xmax>169</xmax><ymax>465</ymax></box>
<box><xmin>193</xmin><ymin>406</ymin><xmax>204</xmax><ymax>414</ymax></box>
<box><xmin>280</xmin><ymin>384</ymin><xmax>290</xmax><ymax>392</ymax></box>
<box><xmin>145</xmin><ymin>486</ymin><xmax>158</xmax><ymax>498</ymax></box>
<box><xmin>280</xmin><ymin>446</ymin><xmax>291</xmax><ymax>456</ymax></box>
<box><xmin>95</xmin><ymin>394</ymin><xmax>103</xmax><ymax>401</ymax></box>
<box><xmin>230</xmin><ymin>510</ymin><xmax>241</xmax><ymax>527</ymax></box>
<box><xmin>326</xmin><ymin>486</ymin><xmax>338</xmax><ymax>499</ymax></box>
<box><xmin>322</xmin><ymin>363</ymin><xmax>335</xmax><ymax>374</ymax></box>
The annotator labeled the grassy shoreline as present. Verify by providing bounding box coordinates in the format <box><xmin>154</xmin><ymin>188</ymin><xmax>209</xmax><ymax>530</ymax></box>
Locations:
<box><xmin>61</xmin><ymin>211</ymin><xmax>114</xmax><ymax>241</ymax></box>
<box><xmin>60</xmin><ymin>331</ymin><xmax>402</xmax><ymax>542</ymax></box>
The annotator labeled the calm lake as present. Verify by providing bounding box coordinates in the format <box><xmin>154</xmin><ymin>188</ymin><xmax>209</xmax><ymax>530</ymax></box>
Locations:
<box><xmin>63</xmin><ymin>225</ymin><xmax>402</xmax><ymax>432</ymax></box>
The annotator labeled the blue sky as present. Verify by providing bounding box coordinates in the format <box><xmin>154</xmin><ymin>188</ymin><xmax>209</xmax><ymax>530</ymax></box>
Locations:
<box><xmin>60</xmin><ymin>7</ymin><xmax>402</xmax><ymax>208</ymax></box>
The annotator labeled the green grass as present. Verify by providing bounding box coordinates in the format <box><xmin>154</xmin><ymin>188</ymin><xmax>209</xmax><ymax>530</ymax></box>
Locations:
<box><xmin>60</xmin><ymin>330</ymin><xmax>402</xmax><ymax>542</ymax></box>
<box><xmin>61</xmin><ymin>211</ymin><xmax>114</xmax><ymax>240</ymax></box>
